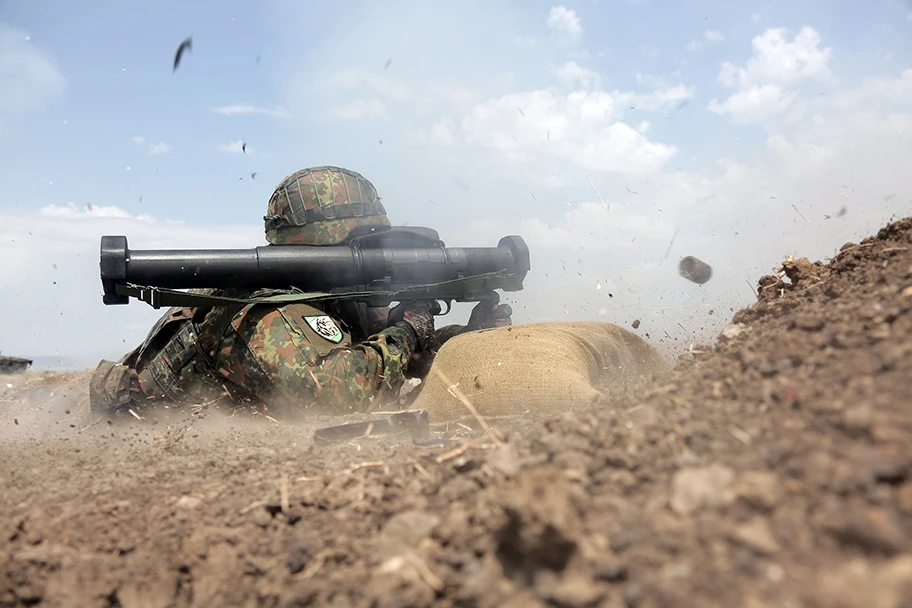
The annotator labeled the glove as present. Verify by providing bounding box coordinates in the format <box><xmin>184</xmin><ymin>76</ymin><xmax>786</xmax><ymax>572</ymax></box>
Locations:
<box><xmin>392</xmin><ymin>301</ymin><xmax>438</xmax><ymax>352</ymax></box>
<box><xmin>465</xmin><ymin>293</ymin><xmax>513</xmax><ymax>332</ymax></box>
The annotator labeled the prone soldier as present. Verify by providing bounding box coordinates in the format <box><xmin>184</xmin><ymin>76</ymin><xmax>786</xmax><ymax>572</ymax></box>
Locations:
<box><xmin>90</xmin><ymin>166</ymin><xmax>511</xmax><ymax>416</ymax></box>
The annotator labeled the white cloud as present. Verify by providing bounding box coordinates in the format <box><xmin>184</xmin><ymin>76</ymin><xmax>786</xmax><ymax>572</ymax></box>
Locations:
<box><xmin>710</xmin><ymin>26</ymin><xmax>832</xmax><ymax>124</ymax></box>
<box><xmin>218</xmin><ymin>140</ymin><xmax>248</xmax><ymax>153</ymax></box>
<box><xmin>554</xmin><ymin>60</ymin><xmax>601</xmax><ymax>90</ymax></box>
<box><xmin>0</xmin><ymin>207</ymin><xmax>263</xmax><ymax>360</ymax></box>
<box><xmin>334</xmin><ymin>98</ymin><xmax>390</xmax><ymax>121</ymax></box>
<box><xmin>131</xmin><ymin>136</ymin><xmax>172</xmax><ymax>155</ymax></box>
<box><xmin>0</xmin><ymin>22</ymin><xmax>66</xmax><ymax>119</ymax></box>
<box><xmin>719</xmin><ymin>26</ymin><xmax>832</xmax><ymax>89</ymax></box>
<box><xmin>40</xmin><ymin>202</ymin><xmax>155</xmax><ymax>221</ymax></box>
<box><xmin>211</xmin><ymin>104</ymin><xmax>291</xmax><ymax>118</ymax></box>
<box><xmin>708</xmin><ymin>84</ymin><xmax>795</xmax><ymax>123</ymax></box>
<box><xmin>452</xmin><ymin>89</ymin><xmax>677</xmax><ymax>176</ymax></box>
<box><xmin>705</xmin><ymin>30</ymin><xmax>725</xmax><ymax>42</ymax></box>
<box><xmin>547</xmin><ymin>6</ymin><xmax>583</xmax><ymax>40</ymax></box>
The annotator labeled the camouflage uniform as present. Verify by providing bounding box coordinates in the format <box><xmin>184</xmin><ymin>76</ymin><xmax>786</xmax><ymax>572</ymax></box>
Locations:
<box><xmin>91</xmin><ymin>167</ymin><xmax>436</xmax><ymax>415</ymax></box>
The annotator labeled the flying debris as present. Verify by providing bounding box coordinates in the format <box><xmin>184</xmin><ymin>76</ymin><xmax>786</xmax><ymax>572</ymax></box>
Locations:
<box><xmin>256</xmin><ymin>54</ymin><xmax>261</xmax><ymax>64</ymax></box>
<box><xmin>384</xmin><ymin>59</ymin><xmax>392</xmax><ymax>70</ymax></box>
<box><xmin>251</xmin><ymin>172</ymin><xmax>257</xmax><ymax>180</ymax></box>
<box><xmin>678</xmin><ymin>256</ymin><xmax>713</xmax><ymax>284</ymax></box>
<box><xmin>241</xmin><ymin>142</ymin><xmax>247</xmax><ymax>154</ymax></box>
<box><xmin>632</xmin><ymin>319</ymin><xmax>641</xmax><ymax>329</ymax></box>
<box><xmin>173</xmin><ymin>37</ymin><xmax>192</xmax><ymax>72</ymax></box>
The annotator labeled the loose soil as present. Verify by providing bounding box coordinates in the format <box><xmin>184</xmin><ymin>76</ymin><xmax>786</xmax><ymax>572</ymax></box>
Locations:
<box><xmin>2</xmin><ymin>217</ymin><xmax>912</xmax><ymax>608</ymax></box>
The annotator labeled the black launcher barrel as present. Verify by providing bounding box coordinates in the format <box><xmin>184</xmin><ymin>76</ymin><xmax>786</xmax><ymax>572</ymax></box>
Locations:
<box><xmin>100</xmin><ymin>235</ymin><xmax>530</xmax><ymax>305</ymax></box>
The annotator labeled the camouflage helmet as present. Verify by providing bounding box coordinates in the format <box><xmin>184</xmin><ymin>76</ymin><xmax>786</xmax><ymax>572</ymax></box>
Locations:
<box><xmin>264</xmin><ymin>166</ymin><xmax>391</xmax><ymax>245</ymax></box>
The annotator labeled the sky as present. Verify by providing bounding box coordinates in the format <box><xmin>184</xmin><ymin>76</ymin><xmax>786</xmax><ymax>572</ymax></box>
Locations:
<box><xmin>1</xmin><ymin>0</ymin><xmax>912</xmax><ymax>369</ymax></box>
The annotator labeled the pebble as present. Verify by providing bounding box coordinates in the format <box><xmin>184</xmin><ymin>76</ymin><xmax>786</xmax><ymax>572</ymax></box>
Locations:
<box><xmin>720</xmin><ymin>323</ymin><xmax>746</xmax><ymax>341</ymax></box>
<box><xmin>174</xmin><ymin>496</ymin><xmax>201</xmax><ymax>509</ymax></box>
<box><xmin>377</xmin><ymin>509</ymin><xmax>440</xmax><ymax>558</ymax></box>
<box><xmin>731</xmin><ymin>516</ymin><xmax>780</xmax><ymax>555</ymax></box>
<box><xmin>670</xmin><ymin>463</ymin><xmax>736</xmax><ymax>515</ymax></box>
<box><xmin>793</xmin><ymin>314</ymin><xmax>825</xmax><ymax>331</ymax></box>
<box><xmin>734</xmin><ymin>470</ymin><xmax>781</xmax><ymax>510</ymax></box>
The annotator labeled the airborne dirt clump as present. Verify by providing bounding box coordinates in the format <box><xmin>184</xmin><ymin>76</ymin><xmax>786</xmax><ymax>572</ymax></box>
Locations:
<box><xmin>2</xmin><ymin>217</ymin><xmax>912</xmax><ymax>607</ymax></box>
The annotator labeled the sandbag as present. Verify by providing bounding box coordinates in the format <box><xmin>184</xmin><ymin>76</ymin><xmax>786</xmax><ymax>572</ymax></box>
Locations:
<box><xmin>410</xmin><ymin>321</ymin><xmax>668</xmax><ymax>422</ymax></box>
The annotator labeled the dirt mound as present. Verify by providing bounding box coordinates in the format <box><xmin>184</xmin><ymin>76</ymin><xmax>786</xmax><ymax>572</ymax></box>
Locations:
<box><xmin>2</xmin><ymin>217</ymin><xmax>911</xmax><ymax>607</ymax></box>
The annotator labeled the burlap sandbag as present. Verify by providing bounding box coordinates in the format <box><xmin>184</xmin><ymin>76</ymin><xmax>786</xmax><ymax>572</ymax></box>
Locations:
<box><xmin>410</xmin><ymin>321</ymin><xmax>668</xmax><ymax>422</ymax></box>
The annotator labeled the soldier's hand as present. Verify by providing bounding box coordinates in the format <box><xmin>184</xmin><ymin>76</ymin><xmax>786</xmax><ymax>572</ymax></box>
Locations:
<box><xmin>465</xmin><ymin>293</ymin><xmax>513</xmax><ymax>332</ymax></box>
<box><xmin>394</xmin><ymin>301</ymin><xmax>438</xmax><ymax>352</ymax></box>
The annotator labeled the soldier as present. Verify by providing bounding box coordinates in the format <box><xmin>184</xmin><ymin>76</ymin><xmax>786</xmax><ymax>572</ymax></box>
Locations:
<box><xmin>90</xmin><ymin>166</ymin><xmax>511</xmax><ymax>416</ymax></box>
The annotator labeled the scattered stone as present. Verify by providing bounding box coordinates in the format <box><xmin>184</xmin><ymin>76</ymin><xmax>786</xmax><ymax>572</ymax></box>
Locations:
<box><xmin>793</xmin><ymin>314</ymin><xmax>825</xmax><ymax>331</ymax></box>
<box><xmin>174</xmin><ymin>496</ymin><xmax>201</xmax><ymax>510</ymax></box>
<box><xmin>806</xmin><ymin>555</ymin><xmax>912</xmax><ymax>608</ymax></box>
<box><xmin>730</xmin><ymin>516</ymin><xmax>780</xmax><ymax>555</ymax></box>
<box><xmin>734</xmin><ymin>471</ymin><xmax>781</xmax><ymax>511</ymax></box>
<box><xmin>670</xmin><ymin>464</ymin><xmax>736</xmax><ymax>515</ymax></box>
<box><xmin>720</xmin><ymin>323</ymin><xmax>746</xmax><ymax>341</ymax></box>
<box><xmin>286</xmin><ymin>529</ymin><xmax>312</xmax><ymax>574</ymax></box>
<box><xmin>632</xmin><ymin>319</ymin><xmax>641</xmax><ymax>329</ymax></box>
<box><xmin>377</xmin><ymin>510</ymin><xmax>440</xmax><ymax>558</ymax></box>
<box><xmin>548</xmin><ymin>571</ymin><xmax>605</xmax><ymax>607</ymax></box>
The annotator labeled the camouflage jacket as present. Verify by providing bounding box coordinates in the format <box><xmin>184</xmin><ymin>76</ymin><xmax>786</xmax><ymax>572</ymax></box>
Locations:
<box><xmin>92</xmin><ymin>288</ymin><xmax>466</xmax><ymax>416</ymax></box>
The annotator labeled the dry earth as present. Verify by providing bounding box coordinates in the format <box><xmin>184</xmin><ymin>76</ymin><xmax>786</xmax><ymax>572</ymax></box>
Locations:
<box><xmin>2</xmin><ymin>217</ymin><xmax>912</xmax><ymax>607</ymax></box>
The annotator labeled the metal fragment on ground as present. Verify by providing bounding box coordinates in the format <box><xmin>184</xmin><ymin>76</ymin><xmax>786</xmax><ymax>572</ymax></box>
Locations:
<box><xmin>314</xmin><ymin>410</ymin><xmax>430</xmax><ymax>444</ymax></box>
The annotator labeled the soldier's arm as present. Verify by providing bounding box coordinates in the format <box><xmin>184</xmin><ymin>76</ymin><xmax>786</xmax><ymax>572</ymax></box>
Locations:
<box><xmin>234</xmin><ymin>307</ymin><xmax>415</xmax><ymax>413</ymax></box>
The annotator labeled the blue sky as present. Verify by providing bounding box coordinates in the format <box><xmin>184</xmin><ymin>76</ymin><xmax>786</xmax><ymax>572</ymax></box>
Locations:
<box><xmin>2</xmin><ymin>0</ymin><xmax>911</xmax><ymax>367</ymax></box>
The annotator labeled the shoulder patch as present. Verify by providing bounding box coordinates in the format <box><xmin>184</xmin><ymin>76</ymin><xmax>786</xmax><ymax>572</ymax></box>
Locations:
<box><xmin>304</xmin><ymin>315</ymin><xmax>344</xmax><ymax>343</ymax></box>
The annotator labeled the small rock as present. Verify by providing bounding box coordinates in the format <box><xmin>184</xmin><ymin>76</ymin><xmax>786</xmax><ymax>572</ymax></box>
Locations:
<box><xmin>719</xmin><ymin>323</ymin><xmax>746</xmax><ymax>341</ymax></box>
<box><xmin>897</xmin><ymin>483</ymin><xmax>912</xmax><ymax>515</ymax></box>
<box><xmin>822</xmin><ymin>504</ymin><xmax>907</xmax><ymax>555</ymax></box>
<box><xmin>793</xmin><ymin>314</ymin><xmax>824</xmax><ymax>331</ymax></box>
<box><xmin>731</xmin><ymin>516</ymin><xmax>779</xmax><ymax>555</ymax></box>
<box><xmin>286</xmin><ymin>529</ymin><xmax>311</xmax><ymax>574</ymax></box>
<box><xmin>489</xmin><ymin>444</ymin><xmax>520</xmax><ymax>478</ymax></box>
<box><xmin>174</xmin><ymin>496</ymin><xmax>201</xmax><ymax>509</ymax></box>
<box><xmin>250</xmin><ymin>507</ymin><xmax>273</xmax><ymax>528</ymax></box>
<box><xmin>631</xmin><ymin>319</ymin><xmax>641</xmax><ymax>329</ymax></box>
<box><xmin>806</xmin><ymin>555</ymin><xmax>912</xmax><ymax>608</ymax></box>
<box><xmin>377</xmin><ymin>510</ymin><xmax>440</xmax><ymax>558</ymax></box>
<box><xmin>734</xmin><ymin>471</ymin><xmax>781</xmax><ymax>511</ymax></box>
<box><xmin>840</xmin><ymin>403</ymin><xmax>873</xmax><ymax>435</ymax></box>
<box><xmin>549</xmin><ymin>572</ymin><xmax>605</xmax><ymax>607</ymax></box>
<box><xmin>670</xmin><ymin>463</ymin><xmax>736</xmax><ymax>515</ymax></box>
<box><xmin>591</xmin><ymin>554</ymin><xmax>628</xmax><ymax>581</ymax></box>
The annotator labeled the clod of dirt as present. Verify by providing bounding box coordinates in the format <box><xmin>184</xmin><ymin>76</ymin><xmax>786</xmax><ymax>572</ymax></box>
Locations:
<box><xmin>494</xmin><ymin>467</ymin><xmax>582</xmax><ymax>582</ymax></box>
<box><xmin>782</xmin><ymin>256</ymin><xmax>827</xmax><ymax>286</ymax></box>
<box><xmin>678</xmin><ymin>256</ymin><xmax>713</xmax><ymax>284</ymax></box>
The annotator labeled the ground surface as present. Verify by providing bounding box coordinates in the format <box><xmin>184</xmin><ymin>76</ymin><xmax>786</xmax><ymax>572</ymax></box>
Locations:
<box><xmin>2</xmin><ymin>217</ymin><xmax>911</xmax><ymax>608</ymax></box>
